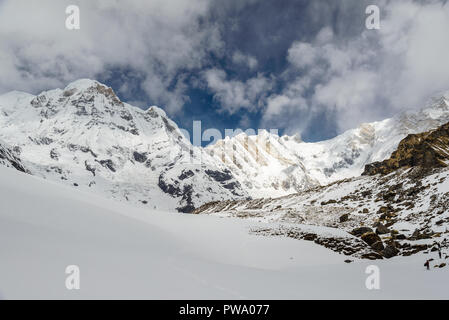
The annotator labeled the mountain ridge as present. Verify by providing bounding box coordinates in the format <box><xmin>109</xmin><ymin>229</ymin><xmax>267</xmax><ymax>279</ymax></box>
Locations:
<box><xmin>1</xmin><ymin>79</ymin><xmax>449</xmax><ymax>211</ymax></box>
<box><xmin>194</xmin><ymin>120</ymin><xmax>449</xmax><ymax>260</ymax></box>
<box><xmin>207</xmin><ymin>94</ymin><xmax>449</xmax><ymax>198</ymax></box>
<box><xmin>0</xmin><ymin>79</ymin><xmax>248</xmax><ymax>212</ymax></box>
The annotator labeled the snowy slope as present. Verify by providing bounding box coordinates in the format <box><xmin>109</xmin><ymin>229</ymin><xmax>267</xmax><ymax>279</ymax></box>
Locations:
<box><xmin>207</xmin><ymin>94</ymin><xmax>449</xmax><ymax>198</ymax></box>
<box><xmin>0</xmin><ymin>165</ymin><xmax>447</xmax><ymax>299</ymax></box>
<box><xmin>0</xmin><ymin>80</ymin><xmax>247</xmax><ymax>212</ymax></box>
<box><xmin>195</xmin><ymin>164</ymin><xmax>449</xmax><ymax>261</ymax></box>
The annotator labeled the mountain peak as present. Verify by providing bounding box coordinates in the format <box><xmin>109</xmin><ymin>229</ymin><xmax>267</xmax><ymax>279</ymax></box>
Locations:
<box><xmin>59</xmin><ymin>79</ymin><xmax>125</xmax><ymax>108</ymax></box>
<box><xmin>64</xmin><ymin>79</ymin><xmax>102</xmax><ymax>92</ymax></box>
<box><xmin>146</xmin><ymin>105</ymin><xmax>167</xmax><ymax>118</ymax></box>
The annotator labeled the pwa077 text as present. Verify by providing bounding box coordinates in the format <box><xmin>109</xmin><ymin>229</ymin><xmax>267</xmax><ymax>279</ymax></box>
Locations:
<box><xmin>223</xmin><ymin>304</ymin><xmax>270</xmax><ymax>315</ymax></box>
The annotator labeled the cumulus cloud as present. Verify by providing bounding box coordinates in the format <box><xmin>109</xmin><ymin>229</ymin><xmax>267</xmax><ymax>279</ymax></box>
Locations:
<box><xmin>202</xmin><ymin>68</ymin><xmax>272</xmax><ymax>114</ymax></box>
<box><xmin>2</xmin><ymin>0</ymin><xmax>449</xmax><ymax>139</ymax></box>
<box><xmin>0</xmin><ymin>0</ymin><xmax>220</xmax><ymax>114</ymax></box>
<box><xmin>231</xmin><ymin>51</ymin><xmax>258</xmax><ymax>69</ymax></box>
<box><xmin>262</xmin><ymin>0</ymin><xmax>449</xmax><ymax>134</ymax></box>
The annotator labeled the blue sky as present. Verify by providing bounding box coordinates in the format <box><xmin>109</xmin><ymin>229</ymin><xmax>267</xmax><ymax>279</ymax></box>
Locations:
<box><xmin>108</xmin><ymin>0</ymin><xmax>371</xmax><ymax>142</ymax></box>
<box><xmin>98</xmin><ymin>0</ymin><xmax>371</xmax><ymax>143</ymax></box>
<box><xmin>1</xmin><ymin>0</ymin><xmax>449</xmax><ymax>145</ymax></box>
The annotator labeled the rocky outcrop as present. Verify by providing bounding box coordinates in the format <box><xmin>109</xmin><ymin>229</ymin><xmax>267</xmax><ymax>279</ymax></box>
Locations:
<box><xmin>360</xmin><ymin>232</ymin><xmax>384</xmax><ymax>251</ymax></box>
<box><xmin>0</xmin><ymin>142</ymin><xmax>27</xmax><ymax>173</ymax></box>
<box><xmin>363</xmin><ymin>122</ymin><xmax>449</xmax><ymax>176</ymax></box>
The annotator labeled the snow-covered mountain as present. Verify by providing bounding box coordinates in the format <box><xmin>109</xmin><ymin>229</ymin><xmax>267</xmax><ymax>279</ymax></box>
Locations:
<box><xmin>196</xmin><ymin>120</ymin><xmax>449</xmax><ymax>261</ymax></box>
<box><xmin>2</xmin><ymin>80</ymin><xmax>448</xmax><ymax>298</ymax></box>
<box><xmin>1</xmin><ymin>79</ymin><xmax>449</xmax><ymax>211</ymax></box>
<box><xmin>0</xmin><ymin>79</ymin><xmax>247</xmax><ymax>212</ymax></box>
<box><xmin>207</xmin><ymin>94</ymin><xmax>449</xmax><ymax>198</ymax></box>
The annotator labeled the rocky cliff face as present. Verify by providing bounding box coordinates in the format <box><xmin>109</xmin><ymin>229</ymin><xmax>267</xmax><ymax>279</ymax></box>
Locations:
<box><xmin>0</xmin><ymin>141</ymin><xmax>27</xmax><ymax>173</ymax></box>
<box><xmin>363</xmin><ymin>121</ymin><xmax>449</xmax><ymax>175</ymax></box>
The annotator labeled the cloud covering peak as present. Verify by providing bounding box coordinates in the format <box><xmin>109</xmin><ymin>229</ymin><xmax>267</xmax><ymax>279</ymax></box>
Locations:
<box><xmin>1</xmin><ymin>0</ymin><xmax>449</xmax><ymax>141</ymax></box>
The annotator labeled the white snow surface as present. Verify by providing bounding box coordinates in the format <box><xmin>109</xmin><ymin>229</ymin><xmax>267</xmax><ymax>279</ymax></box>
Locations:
<box><xmin>0</xmin><ymin>165</ymin><xmax>447</xmax><ymax>299</ymax></box>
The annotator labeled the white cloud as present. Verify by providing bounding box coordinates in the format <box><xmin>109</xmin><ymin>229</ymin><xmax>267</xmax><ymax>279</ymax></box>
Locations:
<box><xmin>0</xmin><ymin>0</ymin><xmax>220</xmax><ymax>114</ymax></box>
<box><xmin>203</xmin><ymin>68</ymin><xmax>272</xmax><ymax>114</ymax></box>
<box><xmin>2</xmin><ymin>0</ymin><xmax>449</xmax><ymax>137</ymax></box>
<box><xmin>265</xmin><ymin>0</ymin><xmax>449</xmax><ymax>134</ymax></box>
<box><xmin>232</xmin><ymin>51</ymin><xmax>258</xmax><ymax>69</ymax></box>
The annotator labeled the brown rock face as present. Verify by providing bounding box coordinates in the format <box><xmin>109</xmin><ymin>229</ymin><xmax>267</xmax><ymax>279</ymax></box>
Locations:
<box><xmin>361</xmin><ymin>232</ymin><xmax>384</xmax><ymax>251</ymax></box>
<box><xmin>382</xmin><ymin>245</ymin><xmax>399</xmax><ymax>258</ymax></box>
<box><xmin>351</xmin><ymin>227</ymin><xmax>373</xmax><ymax>237</ymax></box>
<box><xmin>363</xmin><ymin>122</ymin><xmax>449</xmax><ymax>176</ymax></box>
<box><xmin>375</xmin><ymin>223</ymin><xmax>389</xmax><ymax>235</ymax></box>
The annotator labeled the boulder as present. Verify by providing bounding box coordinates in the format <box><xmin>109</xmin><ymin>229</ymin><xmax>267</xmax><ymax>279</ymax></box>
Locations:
<box><xmin>371</xmin><ymin>240</ymin><xmax>385</xmax><ymax>251</ymax></box>
<box><xmin>392</xmin><ymin>233</ymin><xmax>407</xmax><ymax>240</ymax></box>
<box><xmin>361</xmin><ymin>232</ymin><xmax>384</xmax><ymax>251</ymax></box>
<box><xmin>382</xmin><ymin>245</ymin><xmax>399</xmax><ymax>258</ymax></box>
<box><xmin>339</xmin><ymin>214</ymin><xmax>349</xmax><ymax>223</ymax></box>
<box><xmin>376</xmin><ymin>223</ymin><xmax>389</xmax><ymax>235</ymax></box>
<box><xmin>351</xmin><ymin>227</ymin><xmax>373</xmax><ymax>237</ymax></box>
<box><xmin>361</xmin><ymin>252</ymin><xmax>383</xmax><ymax>260</ymax></box>
<box><xmin>303</xmin><ymin>233</ymin><xmax>317</xmax><ymax>241</ymax></box>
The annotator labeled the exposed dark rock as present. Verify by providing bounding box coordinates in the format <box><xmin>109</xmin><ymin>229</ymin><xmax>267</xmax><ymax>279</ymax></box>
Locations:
<box><xmin>375</xmin><ymin>223</ymin><xmax>390</xmax><ymax>235</ymax></box>
<box><xmin>303</xmin><ymin>233</ymin><xmax>317</xmax><ymax>241</ymax></box>
<box><xmin>251</xmin><ymin>226</ymin><xmax>375</xmax><ymax>259</ymax></box>
<box><xmin>361</xmin><ymin>232</ymin><xmax>384</xmax><ymax>250</ymax></box>
<box><xmin>371</xmin><ymin>240</ymin><xmax>385</xmax><ymax>251</ymax></box>
<box><xmin>363</xmin><ymin>121</ymin><xmax>449</xmax><ymax>176</ymax></box>
<box><xmin>84</xmin><ymin>161</ymin><xmax>96</xmax><ymax>176</ymax></box>
<box><xmin>0</xmin><ymin>143</ymin><xmax>27</xmax><ymax>173</ymax></box>
<box><xmin>178</xmin><ymin>170</ymin><xmax>194</xmax><ymax>180</ymax></box>
<box><xmin>395</xmin><ymin>234</ymin><xmax>407</xmax><ymax>240</ymax></box>
<box><xmin>361</xmin><ymin>252</ymin><xmax>384</xmax><ymax>260</ymax></box>
<box><xmin>37</xmin><ymin>137</ymin><xmax>53</xmax><ymax>145</ymax></box>
<box><xmin>158</xmin><ymin>174</ymin><xmax>195</xmax><ymax>213</ymax></box>
<box><xmin>96</xmin><ymin>159</ymin><xmax>116</xmax><ymax>172</ymax></box>
<box><xmin>50</xmin><ymin>148</ymin><xmax>59</xmax><ymax>161</ymax></box>
<box><xmin>339</xmin><ymin>213</ymin><xmax>349</xmax><ymax>223</ymax></box>
<box><xmin>382</xmin><ymin>245</ymin><xmax>399</xmax><ymax>258</ymax></box>
<box><xmin>158</xmin><ymin>175</ymin><xmax>182</xmax><ymax>197</ymax></box>
<box><xmin>223</xmin><ymin>182</ymin><xmax>239</xmax><ymax>190</ymax></box>
<box><xmin>133</xmin><ymin>151</ymin><xmax>147</xmax><ymax>163</ymax></box>
<box><xmin>351</xmin><ymin>227</ymin><xmax>373</xmax><ymax>237</ymax></box>
<box><xmin>205</xmin><ymin>169</ymin><xmax>233</xmax><ymax>182</ymax></box>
